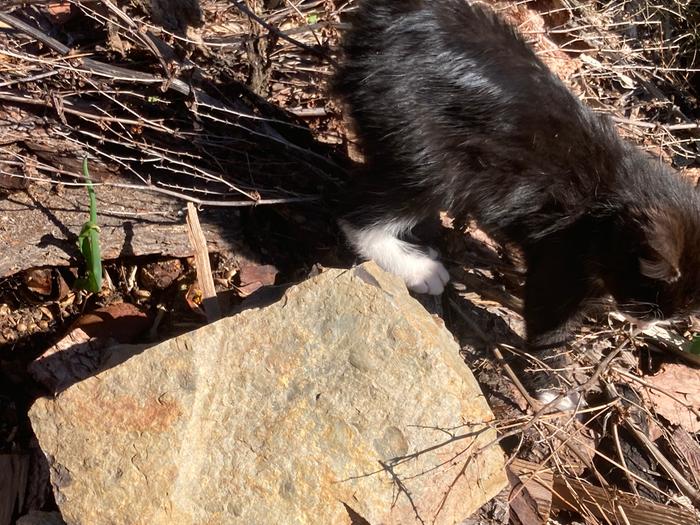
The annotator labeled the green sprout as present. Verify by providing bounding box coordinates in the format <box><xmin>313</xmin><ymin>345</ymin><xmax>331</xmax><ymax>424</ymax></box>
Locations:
<box><xmin>74</xmin><ymin>157</ymin><xmax>103</xmax><ymax>293</ymax></box>
<box><xmin>307</xmin><ymin>13</ymin><xmax>319</xmax><ymax>24</ymax></box>
<box><xmin>690</xmin><ymin>336</ymin><xmax>700</xmax><ymax>355</ymax></box>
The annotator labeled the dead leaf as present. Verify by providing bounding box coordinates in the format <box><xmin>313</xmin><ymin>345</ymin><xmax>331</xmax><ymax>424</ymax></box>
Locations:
<box><xmin>23</xmin><ymin>268</ymin><xmax>52</xmax><ymax>296</ymax></box>
<box><xmin>642</xmin><ymin>363</ymin><xmax>700</xmax><ymax>433</ymax></box>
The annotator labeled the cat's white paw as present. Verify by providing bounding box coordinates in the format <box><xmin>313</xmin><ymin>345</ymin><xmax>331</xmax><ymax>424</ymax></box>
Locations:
<box><xmin>400</xmin><ymin>255</ymin><xmax>450</xmax><ymax>295</ymax></box>
<box><xmin>537</xmin><ymin>391</ymin><xmax>582</xmax><ymax>412</ymax></box>
<box><xmin>340</xmin><ymin>220</ymin><xmax>450</xmax><ymax>295</ymax></box>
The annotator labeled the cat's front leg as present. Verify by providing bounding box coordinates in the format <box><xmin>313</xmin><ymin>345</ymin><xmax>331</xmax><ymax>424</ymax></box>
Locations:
<box><xmin>523</xmin><ymin>241</ymin><xmax>598</xmax><ymax>411</ymax></box>
<box><xmin>340</xmin><ymin>218</ymin><xmax>450</xmax><ymax>295</ymax></box>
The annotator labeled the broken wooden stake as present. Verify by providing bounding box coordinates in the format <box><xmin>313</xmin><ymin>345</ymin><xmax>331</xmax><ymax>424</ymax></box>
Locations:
<box><xmin>186</xmin><ymin>203</ymin><xmax>221</xmax><ymax>323</ymax></box>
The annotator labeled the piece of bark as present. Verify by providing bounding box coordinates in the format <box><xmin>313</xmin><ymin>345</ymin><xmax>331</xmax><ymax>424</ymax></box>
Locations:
<box><xmin>237</xmin><ymin>262</ymin><xmax>278</xmax><ymax>297</ymax></box>
<box><xmin>0</xmin><ymin>183</ymin><xmax>244</xmax><ymax>278</ymax></box>
<box><xmin>552</xmin><ymin>475</ymin><xmax>698</xmax><ymax>525</ymax></box>
<box><xmin>28</xmin><ymin>303</ymin><xmax>150</xmax><ymax>394</ymax></box>
<box><xmin>669</xmin><ymin>427</ymin><xmax>700</xmax><ymax>490</ymax></box>
<box><xmin>138</xmin><ymin>259</ymin><xmax>184</xmax><ymax>290</ymax></box>
<box><xmin>508</xmin><ymin>458</ymin><xmax>554</xmax><ymax>524</ymax></box>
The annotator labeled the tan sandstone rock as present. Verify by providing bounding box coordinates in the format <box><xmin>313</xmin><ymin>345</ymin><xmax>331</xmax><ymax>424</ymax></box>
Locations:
<box><xmin>29</xmin><ymin>262</ymin><xmax>506</xmax><ymax>525</ymax></box>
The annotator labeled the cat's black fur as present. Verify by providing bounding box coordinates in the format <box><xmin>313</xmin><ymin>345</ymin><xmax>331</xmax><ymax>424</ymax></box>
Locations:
<box><xmin>333</xmin><ymin>0</ymin><xmax>700</xmax><ymax>357</ymax></box>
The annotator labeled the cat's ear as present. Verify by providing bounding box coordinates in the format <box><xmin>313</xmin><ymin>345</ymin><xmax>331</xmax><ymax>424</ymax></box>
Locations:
<box><xmin>639</xmin><ymin>209</ymin><xmax>683</xmax><ymax>283</ymax></box>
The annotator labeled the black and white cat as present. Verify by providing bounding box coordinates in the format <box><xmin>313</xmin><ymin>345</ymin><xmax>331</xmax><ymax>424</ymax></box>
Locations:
<box><xmin>333</xmin><ymin>0</ymin><xmax>700</xmax><ymax>396</ymax></box>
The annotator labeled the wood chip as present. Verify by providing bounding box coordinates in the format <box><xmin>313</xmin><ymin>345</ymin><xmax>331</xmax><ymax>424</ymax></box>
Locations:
<box><xmin>186</xmin><ymin>202</ymin><xmax>221</xmax><ymax>323</ymax></box>
<box><xmin>552</xmin><ymin>474</ymin><xmax>699</xmax><ymax>525</ymax></box>
<box><xmin>508</xmin><ymin>459</ymin><xmax>554</xmax><ymax>524</ymax></box>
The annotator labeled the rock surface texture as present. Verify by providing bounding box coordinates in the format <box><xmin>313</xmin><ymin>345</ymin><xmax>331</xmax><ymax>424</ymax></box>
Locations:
<box><xmin>30</xmin><ymin>262</ymin><xmax>506</xmax><ymax>525</ymax></box>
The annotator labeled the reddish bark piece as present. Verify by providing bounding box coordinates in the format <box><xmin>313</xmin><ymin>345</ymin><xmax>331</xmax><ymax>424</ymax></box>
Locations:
<box><xmin>507</xmin><ymin>459</ymin><xmax>553</xmax><ymax>525</ymax></box>
<box><xmin>46</xmin><ymin>2</ymin><xmax>74</xmax><ymax>24</ymax></box>
<box><xmin>69</xmin><ymin>303</ymin><xmax>150</xmax><ymax>342</ymax></box>
<box><xmin>237</xmin><ymin>263</ymin><xmax>278</xmax><ymax>297</ymax></box>
<box><xmin>29</xmin><ymin>303</ymin><xmax>150</xmax><ymax>393</ymax></box>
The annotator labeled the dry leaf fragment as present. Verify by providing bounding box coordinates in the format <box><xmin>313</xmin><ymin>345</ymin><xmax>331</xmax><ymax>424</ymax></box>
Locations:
<box><xmin>46</xmin><ymin>2</ymin><xmax>73</xmax><ymax>24</ymax></box>
<box><xmin>642</xmin><ymin>363</ymin><xmax>700</xmax><ymax>433</ymax></box>
<box><xmin>23</xmin><ymin>268</ymin><xmax>52</xmax><ymax>296</ymax></box>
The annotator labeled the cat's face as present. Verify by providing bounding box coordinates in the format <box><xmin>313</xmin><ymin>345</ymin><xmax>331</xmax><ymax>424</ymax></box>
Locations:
<box><xmin>613</xmin><ymin>274</ymin><xmax>700</xmax><ymax>324</ymax></box>
<box><xmin>609</xmin><ymin>207</ymin><xmax>700</xmax><ymax>323</ymax></box>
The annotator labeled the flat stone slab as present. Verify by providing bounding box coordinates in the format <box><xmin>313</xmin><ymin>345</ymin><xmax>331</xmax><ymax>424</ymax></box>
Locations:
<box><xmin>30</xmin><ymin>262</ymin><xmax>506</xmax><ymax>524</ymax></box>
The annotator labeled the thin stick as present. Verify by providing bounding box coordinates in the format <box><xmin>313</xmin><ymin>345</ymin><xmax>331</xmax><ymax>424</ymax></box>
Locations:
<box><xmin>606</xmin><ymin>384</ymin><xmax>700</xmax><ymax>507</ymax></box>
<box><xmin>231</xmin><ymin>1</ymin><xmax>336</xmax><ymax>65</ymax></box>
<box><xmin>186</xmin><ymin>203</ymin><xmax>221</xmax><ymax>323</ymax></box>
<box><xmin>0</xmin><ymin>170</ymin><xmax>318</xmax><ymax>207</ymax></box>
